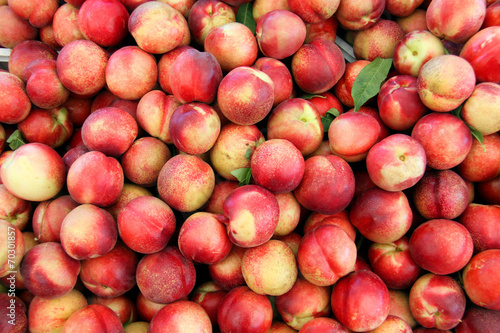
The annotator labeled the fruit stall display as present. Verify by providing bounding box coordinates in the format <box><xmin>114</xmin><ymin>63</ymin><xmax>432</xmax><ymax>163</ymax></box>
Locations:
<box><xmin>1</xmin><ymin>0</ymin><xmax>500</xmax><ymax>332</ymax></box>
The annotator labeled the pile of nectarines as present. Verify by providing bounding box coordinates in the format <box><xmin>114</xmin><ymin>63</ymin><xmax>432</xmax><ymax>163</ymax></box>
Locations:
<box><xmin>0</xmin><ymin>0</ymin><xmax>500</xmax><ymax>332</ymax></box>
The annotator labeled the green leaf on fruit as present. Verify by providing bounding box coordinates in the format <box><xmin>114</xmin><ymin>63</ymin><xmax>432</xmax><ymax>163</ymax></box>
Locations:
<box><xmin>244</xmin><ymin>140</ymin><xmax>262</xmax><ymax>161</ymax></box>
<box><xmin>244</xmin><ymin>147</ymin><xmax>252</xmax><ymax>160</ymax></box>
<box><xmin>451</xmin><ymin>105</ymin><xmax>486</xmax><ymax>152</ymax></box>
<box><xmin>231</xmin><ymin>167</ymin><xmax>252</xmax><ymax>186</ymax></box>
<box><xmin>351</xmin><ymin>57</ymin><xmax>393</xmax><ymax>112</ymax></box>
<box><xmin>470</xmin><ymin>126</ymin><xmax>486</xmax><ymax>152</ymax></box>
<box><xmin>236</xmin><ymin>3</ymin><xmax>256</xmax><ymax>34</ymax></box>
<box><xmin>321</xmin><ymin>108</ymin><xmax>340</xmax><ymax>132</ymax></box>
<box><xmin>6</xmin><ymin>130</ymin><xmax>26</xmax><ymax>150</ymax></box>
<box><xmin>302</xmin><ymin>94</ymin><xmax>326</xmax><ymax>100</ymax></box>
<box><xmin>451</xmin><ymin>104</ymin><xmax>463</xmax><ymax>118</ymax></box>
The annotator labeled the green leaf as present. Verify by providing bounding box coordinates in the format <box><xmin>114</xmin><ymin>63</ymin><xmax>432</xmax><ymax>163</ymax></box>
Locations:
<box><xmin>326</xmin><ymin>107</ymin><xmax>340</xmax><ymax>117</ymax></box>
<box><xmin>451</xmin><ymin>105</ymin><xmax>486</xmax><ymax>152</ymax></box>
<box><xmin>6</xmin><ymin>130</ymin><xmax>26</xmax><ymax>150</ymax></box>
<box><xmin>351</xmin><ymin>57</ymin><xmax>393</xmax><ymax>111</ymax></box>
<box><xmin>236</xmin><ymin>3</ymin><xmax>256</xmax><ymax>34</ymax></box>
<box><xmin>451</xmin><ymin>104</ymin><xmax>463</xmax><ymax>119</ymax></box>
<box><xmin>444</xmin><ymin>46</ymin><xmax>450</xmax><ymax>55</ymax></box>
<box><xmin>244</xmin><ymin>147</ymin><xmax>252</xmax><ymax>160</ymax></box>
<box><xmin>231</xmin><ymin>167</ymin><xmax>252</xmax><ymax>186</ymax></box>
<box><xmin>469</xmin><ymin>125</ymin><xmax>486</xmax><ymax>153</ymax></box>
<box><xmin>302</xmin><ymin>94</ymin><xmax>326</xmax><ymax>100</ymax></box>
<box><xmin>244</xmin><ymin>139</ymin><xmax>262</xmax><ymax>161</ymax></box>
<box><xmin>321</xmin><ymin>108</ymin><xmax>340</xmax><ymax>132</ymax></box>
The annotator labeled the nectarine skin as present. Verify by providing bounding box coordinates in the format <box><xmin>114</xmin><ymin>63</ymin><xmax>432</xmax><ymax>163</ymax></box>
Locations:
<box><xmin>136</xmin><ymin>246</ymin><xmax>196</xmax><ymax>304</ymax></box>
<box><xmin>409</xmin><ymin>219</ymin><xmax>474</xmax><ymax>275</ymax></box>
<box><xmin>331</xmin><ymin>270</ymin><xmax>390</xmax><ymax>332</ymax></box>
<box><xmin>294</xmin><ymin>155</ymin><xmax>355</xmax><ymax>215</ymax></box>
<box><xmin>409</xmin><ymin>273</ymin><xmax>466</xmax><ymax>330</ymax></box>
<box><xmin>20</xmin><ymin>242</ymin><xmax>80</xmax><ymax>299</ymax></box>
<box><xmin>463</xmin><ymin>249</ymin><xmax>500</xmax><ymax>311</ymax></box>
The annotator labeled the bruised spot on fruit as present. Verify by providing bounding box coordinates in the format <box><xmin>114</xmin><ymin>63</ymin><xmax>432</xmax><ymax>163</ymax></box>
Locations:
<box><xmin>412</xmin><ymin>50</ymin><xmax>418</xmax><ymax>57</ymax></box>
